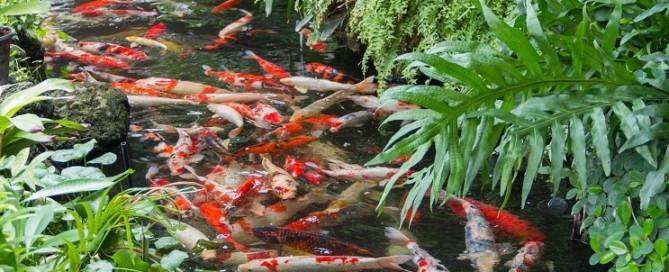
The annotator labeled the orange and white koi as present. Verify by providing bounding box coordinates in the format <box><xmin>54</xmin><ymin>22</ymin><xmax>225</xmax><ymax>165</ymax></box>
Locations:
<box><xmin>211</xmin><ymin>0</ymin><xmax>242</xmax><ymax>14</ymax></box>
<box><xmin>218</xmin><ymin>9</ymin><xmax>253</xmax><ymax>38</ymax></box>
<box><xmin>289</xmin><ymin>89</ymin><xmax>356</xmax><ymax>122</ymax></box>
<box><xmin>453</xmin><ymin>197</ymin><xmax>500</xmax><ymax>272</ymax></box>
<box><xmin>306</xmin><ymin>62</ymin><xmax>359</xmax><ymax>83</ymax></box>
<box><xmin>183</xmin><ymin>92</ymin><xmax>291</xmax><ymax>104</ymax></box>
<box><xmin>167</xmin><ymin>128</ymin><xmax>201</xmax><ymax>175</ymax></box>
<box><xmin>284</xmin><ymin>155</ymin><xmax>324</xmax><ymax>185</ymax></box>
<box><xmin>245</xmin><ymin>50</ymin><xmax>291</xmax><ymax>79</ymax></box>
<box><xmin>234</xmin><ymin>135</ymin><xmax>318</xmax><ymax>157</ymax></box>
<box><xmin>203</xmin><ymin>65</ymin><xmax>288</xmax><ymax>92</ymax></box>
<box><xmin>126</xmin><ymin>36</ymin><xmax>168</xmax><ymax>50</ymax></box>
<box><xmin>207</xmin><ymin>103</ymin><xmax>245</xmax><ymax>137</ymax></box>
<box><xmin>198</xmin><ymin>202</ymin><xmax>249</xmax><ymax>252</ymax></box>
<box><xmin>78</xmin><ymin>41</ymin><xmax>149</xmax><ymax>61</ymax></box>
<box><xmin>135</xmin><ymin>77</ymin><xmax>226</xmax><ymax>96</ymax></box>
<box><xmin>127</xmin><ymin>95</ymin><xmax>198</xmax><ymax>107</ymax></box>
<box><xmin>261</xmin><ymin>154</ymin><xmax>297</xmax><ymax>199</ymax></box>
<box><xmin>144</xmin><ymin>22</ymin><xmax>167</xmax><ymax>39</ymax></box>
<box><xmin>350</xmin><ymin>95</ymin><xmax>420</xmax><ymax>116</ymax></box>
<box><xmin>237</xmin><ymin>255</ymin><xmax>412</xmax><ymax>272</ymax></box>
<box><xmin>253</xmin><ymin>226</ymin><xmax>377</xmax><ymax>256</ymax></box>
<box><xmin>507</xmin><ymin>241</ymin><xmax>544</xmax><ymax>272</ymax></box>
<box><xmin>329</xmin><ymin>110</ymin><xmax>374</xmax><ymax>132</ymax></box>
<box><xmin>110</xmin><ymin>82</ymin><xmax>177</xmax><ymax>98</ymax></box>
<box><xmin>79</xmin><ymin>8</ymin><xmax>157</xmax><ymax>18</ymax></box>
<box><xmin>263</xmin><ymin>115</ymin><xmax>338</xmax><ymax>140</ymax></box>
<box><xmin>280</xmin><ymin>76</ymin><xmax>375</xmax><ymax>94</ymax></box>
<box><xmin>217</xmin><ymin>250</ymin><xmax>279</xmax><ymax>266</ymax></box>
<box><xmin>225</xmin><ymin>102</ymin><xmax>282</xmax><ymax>129</ymax></box>
<box><xmin>385</xmin><ymin>227</ymin><xmax>449</xmax><ymax>272</ymax></box>
<box><xmin>307</xmin><ymin>160</ymin><xmax>410</xmax><ymax>185</ymax></box>
<box><xmin>72</xmin><ymin>0</ymin><xmax>129</xmax><ymax>13</ymax></box>
<box><xmin>45</xmin><ymin>51</ymin><xmax>129</xmax><ymax>69</ymax></box>
<box><xmin>149</xmin><ymin>120</ymin><xmax>228</xmax><ymax>137</ymax></box>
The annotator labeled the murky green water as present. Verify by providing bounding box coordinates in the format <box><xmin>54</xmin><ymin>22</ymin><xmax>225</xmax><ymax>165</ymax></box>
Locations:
<box><xmin>46</xmin><ymin>1</ymin><xmax>593</xmax><ymax>271</ymax></box>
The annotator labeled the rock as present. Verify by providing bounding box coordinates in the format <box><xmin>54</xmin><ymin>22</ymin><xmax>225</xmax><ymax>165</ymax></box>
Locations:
<box><xmin>0</xmin><ymin>81</ymin><xmax>129</xmax><ymax>153</ymax></box>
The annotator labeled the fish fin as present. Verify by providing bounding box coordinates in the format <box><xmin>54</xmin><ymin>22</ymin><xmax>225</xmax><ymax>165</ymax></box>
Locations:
<box><xmin>243</xmin><ymin>50</ymin><xmax>256</xmax><ymax>59</ymax></box>
<box><xmin>497</xmin><ymin>242</ymin><xmax>516</xmax><ymax>256</ymax></box>
<box><xmin>228</xmin><ymin>126</ymin><xmax>243</xmax><ymax>138</ymax></box>
<box><xmin>377</xmin><ymin>255</ymin><xmax>413</xmax><ymax>271</ymax></box>
<box><xmin>202</xmin><ymin>65</ymin><xmax>212</xmax><ymax>72</ymax></box>
<box><xmin>309</xmin><ymin>130</ymin><xmax>323</xmax><ymax>138</ymax></box>
<box><xmin>178</xmin><ymin>173</ymin><xmax>198</xmax><ymax>180</ymax></box>
<box><xmin>384</xmin><ymin>226</ymin><xmax>410</xmax><ymax>245</ymax></box>
<box><xmin>187</xmin><ymin>154</ymin><xmax>205</xmax><ymax>163</ymax></box>
<box><xmin>353</xmin><ymin>76</ymin><xmax>376</xmax><ymax>94</ymax></box>
<box><xmin>295</xmin><ymin>87</ymin><xmax>308</xmax><ymax>93</ymax></box>
<box><xmin>130</xmin><ymin>42</ymin><xmax>138</xmax><ymax>48</ymax></box>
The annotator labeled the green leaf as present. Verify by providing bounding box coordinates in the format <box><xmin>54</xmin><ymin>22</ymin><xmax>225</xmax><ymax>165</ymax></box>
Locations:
<box><xmin>0</xmin><ymin>2</ymin><xmax>49</xmax><ymax>16</ymax></box>
<box><xmin>51</xmin><ymin>149</ymin><xmax>84</xmax><ymax>163</ymax></box>
<box><xmin>640</xmin><ymin>145</ymin><xmax>669</xmax><ymax>209</ymax></box>
<box><xmin>24</xmin><ymin>170</ymin><xmax>132</xmax><ymax>202</ymax></box>
<box><xmin>112</xmin><ymin>249</ymin><xmax>149</xmax><ymax>271</ymax></box>
<box><xmin>88</xmin><ymin>152</ymin><xmax>117</xmax><ymax>165</ymax></box>
<box><xmin>478</xmin><ymin>0</ymin><xmax>541</xmax><ymax>77</ymax></box>
<box><xmin>617</xmin><ymin>202</ymin><xmax>631</xmax><ymax>226</ymax></box>
<box><xmin>155</xmin><ymin>237</ymin><xmax>179</xmax><ymax>250</ymax></box>
<box><xmin>448</xmin><ymin>121</ymin><xmax>465</xmax><ymax>195</ymax></box>
<box><xmin>10</xmin><ymin>148</ymin><xmax>30</xmax><ymax>177</ymax></box>
<box><xmin>160</xmin><ymin>250</ymin><xmax>188</xmax><ymax>270</ymax></box>
<box><xmin>396</xmin><ymin>52</ymin><xmax>489</xmax><ymax>93</ymax></box>
<box><xmin>602</xmin><ymin>3</ymin><xmax>621</xmax><ymax>55</ymax></box>
<box><xmin>619</xmin><ymin>124</ymin><xmax>669</xmax><ymax>152</ymax></box>
<box><xmin>634</xmin><ymin>2</ymin><xmax>669</xmax><ymax>22</ymax></box>
<box><xmin>610</xmin><ymin>241</ymin><xmax>629</xmax><ymax>255</ymax></box>
<box><xmin>634</xmin><ymin>104</ymin><xmax>669</xmax><ymax>119</ymax></box>
<box><xmin>550</xmin><ymin>120</ymin><xmax>566</xmax><ymax>194</ymax></box>
<box><xmin>600</xmin><ymin>250</ymin><xmax>616</xmax><ymax>264</ymax></box>
<box><xmin>60</xmin><ymin>166</ymin><xmax>106</xmax><ymax>180</ymax></box>
<box><xmin>522</xmin><ymin>129</ymin><xmax>544</xmax><ymax>208</ymax></box>
<box><xmin>570</xmin><ymin>115</ymin><xmax>587</xmax><ymax>190</ymax></box>
<box><xmin>0</xmin><ymin>79</ymin><xmax>72</xmax><ymax>118</ymax></box>
<box><xmin>590</xmin><ymin>108</ymin><xmax>611</xmax><ymax>176</ymax></box>
<box><xmin>10</xmin><ymin>114</ymin><xmax>44</xmax><ymax>133</ymax></box>
<box><xmin>613</xmin><ymin>102</ymin><xmax>656</xmax><ymax>168</ymax></box>
<box><xmin>85</xmin><ymin>260</ymin><xmax>113</xmax><ymax>272</ymax></box>
<box><xmin>654</xmin><ymin>239</ymin><xmax>668</xmax><ymax>256</ymax></box>
<box><xmin>24</xmin><ymin>204</ymin><xmax>55</xmax><ymax>251</ymax></box>
<box><xmin>524</xmin><ymin>0</ymin><xmax>561</xmax><ymax>75</ymax></box>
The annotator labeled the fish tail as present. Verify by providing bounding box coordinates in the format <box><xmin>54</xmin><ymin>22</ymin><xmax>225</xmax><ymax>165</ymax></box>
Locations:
<box><xmin>353</xmin><ymin>76</ymin><xmax>376</xmax><ymax>94</ymax></box>
<box><xmin>202</xmin><ymin>65</ymin><xmax>212</xmax><ymax>73</ymax></box>
<box><xmin>384</xmin><ymin>227</ymin><xmax>410</xmax><ymax>246</ymax></box>
<box><xmin>377</xmin><ymin>255</ymin><xmax>413</xmax><ymax>271</ymax></box>
<box><xmin>244</xmin><ymin>50</ymin><xmax>257</xmax><ymax>59</ymax></box>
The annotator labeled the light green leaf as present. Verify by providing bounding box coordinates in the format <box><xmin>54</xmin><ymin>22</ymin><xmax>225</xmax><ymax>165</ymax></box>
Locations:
<box><xmin>396</xmin><ymin>52</ymin><xmax>489</xmax><ymax>93</ymax></box>
<box><xmin>655</xmin><ymin>239</ymin><xmax>668</xmax><ymax>256</ymax></box>
<box><xmin>24</xmin><ymin>204</ymin><xmax>55</xmax><ymax>250</ymax></box>
<box><xmin>10</xmin><ymin>114</ymin><xmax>44</xmax><ymax>133</ymax></box>
<box><xmin>522</xmin><ymin>129</ymin><xmax>544</xmax><ymax>208</ymax></box>
<box><xmin>160</xmin><ymin>250</ymin><xmax>188</xmax><ymax>270</ymax></box>
<box><xmin>265</xmin><ymin>0</ymin><xmax>272</xmax><ymax>17</ymax></box>
<box><xmin>0</xmin><ymin>2</ymin><xmax>49</xmax><ymax>16</ymax></box>
<box><xmin>51</xmin><ymin>149</ymin><xmax>84</xmax><ymax>163</ymax></box>
<box><xmin>524</xmin><ymin>0</ymin><xmax>561</xmax><ymax>75</ymax></box>
<box><xmin>602</xmin><ymin>3</ymin><xmax>622</xmax><ymax>55</ymax></box>
<box><xmin>155</xmin><ymin>237</ymin><xmax>179</xmax><ymax>249</ymax></box>
<box><xmin>10</xmin><ymin>148</ymin><xmax>30</xmax><ymax>177</ymax></box>
<box><xmin>550</xmin><ymin>120</ymin><xmax>566</xmax><ymax>194</ymax></box>
<box><xmin>617</xmin><ymin>202</ymin><xmax>631</xmax><ymax>226</ymax></box>
<box><xmin>613</xmin><ymin>102</ymin><xmax>656</xmax><ymax>168</ymax></box>
<box><xmin>60</xmin><ymin>166</ymin><xmax>106</xmax><ymax>180</ymax></box>
<box><xmin>88</xmin><ymin>152</ymin><xmax>117</xmax><ymax>165</ymax></box>
<box><xmin>610</xmin><ymin>241</ymin><xmax>628</xmax><ymax>255</ymax></box>
<box><xmin>591</xmin><ymin>108</ymin><xmax>611</xmax><ymax>176</ymax></box>
<box><xmin>85</xmin><ymin>260</ymin><xmax>113</xmax><ymax>272</ymax></box>
<box><xmin>634</xmin><ymin>2</ymin><xmax>669</xmax><ymax>22</ymax></box>
<box><xmin>570</xmin><ymin>115</ymin><xmax>587</xmax><ymax>190</ymax></box>
<box><xmin>0</xmin><ymin>79</ymin><xmax>72</xmax><ymax>118</ymax></box>
<box><xmin>24</xmin><ymin>170</ymin><xmax>132</xmax><ymax>202</ymax></box>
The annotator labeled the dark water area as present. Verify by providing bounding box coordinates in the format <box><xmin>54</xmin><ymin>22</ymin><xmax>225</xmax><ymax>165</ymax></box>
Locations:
<box><xmin>43</xmin><ymin>0</ymin><xmax>599</xmax><ymax>271</ymax></box>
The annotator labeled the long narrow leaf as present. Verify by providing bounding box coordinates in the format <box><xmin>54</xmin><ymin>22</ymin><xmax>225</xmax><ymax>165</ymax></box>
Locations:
<box><xmin>396</xmin><ymin>52</ymin><xmax>489</xmax><ymax>93</ymax></box>
<box><xmin>0</xmin><ymin>79</ymin><xmax>72</xmax><ymax>118</ymax></box>
<box><xmin>591</xmin><ymin>107</ymin><xmax>611</xmax><ymax>176</ymax></box>
<box><xmin>522</xmin><ymin>129</ymin><xmax>544</xmax><ymax>208</ymax></box>
<box><xmin>525</xmin><ymin>0</ymin><xmax>562</xmax><ymax>76</ymax></box>
<box><xmin>570</xmin><ymin>115</ymin><xmax>587</xmax><ymax>190</ymax></box>
<box><xmin>613</xmin><ymin>102</ymin><xmax>657</xmax><ymax>167</ymax></box>
<box><xmin>602</xmin><ymin>3</ymin><xmax>622</xmax><ymax>55</ymax></box>
<box><xmin>550</xmin><ymin>120</ymin><xmax>566</xmax><ymax>194</ymax></box>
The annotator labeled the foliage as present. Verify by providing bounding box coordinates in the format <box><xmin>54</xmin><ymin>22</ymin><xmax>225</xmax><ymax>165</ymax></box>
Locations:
<box><xmin>0</xmin><ymin>1</ymin><xmax>49</xmax><ymax>37</ymax></box>
<box><xmin>368</xmin><ymin>0</ymin><xmax>669</xmax><ymax>270</ymax></box>
<box><xmin>8</xmin><ymin>46</ymin><xmax>42</xmax><ymax>83</ymax></box>
<box><xmin>258</xmin><ymin>0</ymin><xmax>516</xmax><ymax>86</ymax></box>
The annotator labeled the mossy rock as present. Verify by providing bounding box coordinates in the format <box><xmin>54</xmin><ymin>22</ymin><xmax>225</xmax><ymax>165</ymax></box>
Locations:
<box><xmin>0</xmin><ymin>81</ymin><xmax>129</xmax><ymax>153</ymax></box>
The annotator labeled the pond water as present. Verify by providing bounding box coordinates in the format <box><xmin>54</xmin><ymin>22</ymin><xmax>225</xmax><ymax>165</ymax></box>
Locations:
<box><xmin>45</xmin><ymin>1</ymin><xmax>596</xmax><ymax>271</ymax></box>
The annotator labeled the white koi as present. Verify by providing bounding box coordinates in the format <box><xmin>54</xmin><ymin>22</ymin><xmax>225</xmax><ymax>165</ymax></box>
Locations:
<box><xmin>127</xmin><ymin>95</ymin><xmax>198</xmax><ymax>106</ymax></box>
<box><xmin>329</xmin><ymin>110</ymin><xmax>374</xmax><ymax>132</ymax></box>
<box><xmin>207</xmin><ymin>103</ymin><xmax>245</xmax><ymax>137</ymax></box>
<box><xmin>126</xmin><ymin>36</ymin><xmax>168</xmax><ymax>50</ymax></box>
<box><xmin>289</xmin><ymin>89</ymin><xmax>356</xmax><ymax>121</ymax></box>
<box><xmin>261</xmin><ymin>154</ymin><xmax>297</xmax><ymax>199</ymax></box>
<box><xmin>280</xmin><ymin>76</ymin><xmax>375</xmax><ymax>94</ymax></box>
<box><xmin>237</xmin><ymin>255</ymin><xmax>413</xmax><ymax>272</ymax></box>
<box><xmin>218</xmin><ymin>9</ymin><xmax>253</xmax><ymax>38</ymax></box>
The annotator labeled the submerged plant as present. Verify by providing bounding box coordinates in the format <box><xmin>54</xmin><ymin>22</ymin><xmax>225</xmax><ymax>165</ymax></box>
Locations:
<box><xmin>370</xmin><ymin>0</ymin><xmax>669</xmax><ymax>269</ymax></box>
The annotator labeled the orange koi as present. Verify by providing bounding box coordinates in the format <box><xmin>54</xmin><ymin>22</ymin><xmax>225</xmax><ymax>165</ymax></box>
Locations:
<box><xmin>198</xmin><ymin>202</ymin><xmax>249</xmax><ymax>252</ymax></box>
<box><xmin>252</xmin><ymin>226</ymin><xmax>377</xmax><ymax>256</ymax></box>
<box><xmin>245</xmin><ymin>50</ymin><xmax>291</xmax><ymax>79</ymax></box>
<box><xmin>211</xmin><ymin>0</ymin><xmax>242</xmax><ymax>14</ymax></box>
<box><xmin>45</xmin><ymin>51</ymin><xmax>129</xmax><ymax>69</ymax></box>
<box><xmin>173</xmin><ymin>196</ymin><xmax>192</xmax><ymax>211</ymax></box>
<box><xmin>110</xmin><ymin>82</ymin><xmax>177</xmax><ymax>98</ymax></box>
<box><xmin>80</xmin><ymin>9</ymin><xmax>157</xmax><ymax>18</ymax></box>
<box><xmin>284</xmin><ymin>155</ymin><xmax>325</xmax><ymax>185</ymax></box>
<box><xmin>234</xmin><ymin>136</ymin><xmax>317</xmax><ymax>156</ymax></box>
<box><xmin>446</xmin><ymin>198</ymin><xmax>546</xmax><ymax>242</ymax></box>
<box><xmin>144</xmin><ymin>22</ymin><xmax>166</xmax><ymax>39</ymax></box>
<box><xmin>306</xmin><ymin>62</ymin><xmax>359</xmax><ymax>83</ymax></box>
<box><xmin>301</xmin><ymin>28</ymin><xmax>327</xmax><ymax>52</ymax></box>
<box><xmin>72</xmin><ymin>0</ymin><xmax>129</xmax><ymax>13</ymax></box>
<box><xmin>263</xmin><ymin>115</ymin><xmax>338</xmax><ymax>140</ymax></box>
<box><xmin>218</xmin><ymin>9</ymin><xmax>252</xmax><ymax>38</ymax></box>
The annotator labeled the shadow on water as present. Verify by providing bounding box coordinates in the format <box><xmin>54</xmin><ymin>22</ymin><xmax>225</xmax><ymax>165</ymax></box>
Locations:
<box><xmin>43</xmin><ymin>0</ymin><xmax>608</xmax><ymax>271</ymax></box>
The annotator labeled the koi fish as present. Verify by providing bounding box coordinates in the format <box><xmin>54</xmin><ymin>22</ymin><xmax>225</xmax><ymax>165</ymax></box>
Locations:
<box><xmin>218</xmin><ymin>9</ymin><xmax>252</xmax><ymax>38</ymax></box>
<box><xmin>280</xmin><ymin>76</ymin><xmax>375</xmax><ymax>94</ymax></box>
<box><xmin>126</xmin><ymin>36</ymin><xmax>168</xmax><ymax>50</ymax></box>
<box><xmin>198</xmin><ymin>202</ymin><xmax>249</xmax><ymax>252</ymax></box>
<box><xmin>290</xmin><ymin>89</ymin><xmax>356</xmax><ymax>121</ymax></box>
<box><xmin>507</xmin><ymin>241</ymin><xmax>544</xmax><ymax>272</ymax></box>
<box><xmin>263</xmin><ymin>115</ymin><xmax>338</xmax><ymax>140</ymax></box>
<box><xmin>79</xmin><ymin>9</ymin><xmax>157</xmax><ymax>18</ymax></box>
<box><xmin>211</xmin><ymin>0</ymin><xmax>243</xmax><ymax>14</ymax></box>
<box><xmin>225</xmin><ymin>102</ymin><xmax>282</xmax><ymax>129</ymax></box>
<box><xmin>261</xmin><ymin>154</ymin><xmax>297</xmax><ymax>199</ymax></box>
<box><xmin>284</xmin><ymin>155</ymin><xmax>324</xmax><ymax>185</ymax></box>
<box><xmin>45</xmin><ymin>51</ymin><xmax>129</xmax><ymax>69</ymax></box>
<box><xmin>183</xmin><ymin>92</ymin><xmax>292</xmax><ymax>104</ymax></box>
<box><xmin>306</xmin><ymin>62</ymin><xmax>359</xmax><ymax>83</ymax></box>
<box><xmin>237</xmin><ymin>255</ymin><xmax>412</xmax><ymax>272</ymax></box>
<box><xmin>329</xmin><ymin>110</ymin><xmax>374</xmax><ymax>132</ymax></box>
<box><xmin>127</xmin><ymin>95</ymin><xmax>198</xmax><ymax>107</ymax></box>
<box><xmin>83</xmin><ymin>68</ymin><xmax>136</xmax><ymax>83</ymax></box>
<box><xmin>245</xmin><ymin>50</ymin><xmax>291</xmax><ymax>79</ymax></box>
<box><xmin>253</xmin><ymin>226</ymin><xmax>376</xmax><ymax>256</ymax></box>
<box><xmin>384</xmin><ymin>227</ymin><xmax>449</xmax><ymax>272</ymax></box>
<box><xmin>149</xmin><ymin>120</ymin><xmax>228</xmax><ymax>137</ymax></box>
<box><xmin>72</xmin><ymin>0</ymin><xmax>129</xmax><ymax>13</ymax></box>
<box><xmin>207</xmin><ymin>103</ymin><xmax>245</xmax><ymax>137</ymax></box>
<box><xmin>217</xmin><ymin>250</ymin><xmax>279</xmax><ymax>266</ymax></box>
<box><xmin>203</xmin><ymin>65</ymin><xmax>288</xmax><ymax>92</ymax></box>
<box><xmin>167</xmin><ymin>128</ymin><xmax>200</xmax><ymax>175</ymax></box>
<box><xmin>144</xmin><ymin>22</ymin><xmax>166</xmax><ymax>39</ymax></box>
<box><xmin>307</xmin><ymin>160</ymin><xmax>410</xmax><ymax>185</ymax></box>
<box><xmin>78</xmin><ymin>41</ymin><xmax>149</xmax><ymax>61</ymax></box>
<box><xmin>350</xmin><ymin>95</ymin><xmax>420</xmax><ymax>117</ymax></box>
<box><xmin>234</xmin><ymin>135</ymin><xmax>318</xmax><ymax>157</ymax></box>
<box><xmin>135</xmin><ymin>77</ymin><xmax>226</xmax><ymax>96</ymax></box>
<box><xmin>110</xmin><ymin>82</ymin><xmax>178</xmax><ymax>98</ymax></box>
<box><xmin>446</xmin><ymin>198</ymin><xmax>546</xmax><ymax>242</ymax></box>
<box><xmin>301</xmin><ymin>28</ymin><xmax>327</xmax><ymax>52</ymax></box>
<box><xmin>453</xmin><ymin>197</ymin><xmax>500</xmax><ymax>272</ymax></box>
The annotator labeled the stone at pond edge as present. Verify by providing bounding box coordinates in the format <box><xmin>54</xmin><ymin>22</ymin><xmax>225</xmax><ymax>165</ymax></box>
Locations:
<box><xmin>0</xmin><ymin>81</ymin><xmax>129</xmax><ymax>153</ymax></box>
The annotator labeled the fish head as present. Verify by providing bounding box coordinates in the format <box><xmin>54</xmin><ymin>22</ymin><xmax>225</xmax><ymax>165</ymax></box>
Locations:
<box><xmin>269</xmin><ymin>173</ymin><xmax>297</xmax><ymax>199</ymax></box>
<box><xmin>251</xmin><ymin>226</ymin><xmax>283</xmax><ymax>243</ymax></box>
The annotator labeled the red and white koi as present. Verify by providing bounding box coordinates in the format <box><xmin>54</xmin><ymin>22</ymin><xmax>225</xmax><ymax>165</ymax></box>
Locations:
<box><xmin>385</xmin><ymin>227</ymin><xmax>449</xmax><ymax>272</ymax></box>
<box><xmin>306</xmin><ymin>62</ymin><xmax>359</xmax><ymax>83</ymax></box>
<box><xmin>280</xmin><ymin>76</ymin><xmax>375</xmax><ymax>94</ymax></box>
<box><xmin>45</xmin><ymin>51</ymin><xmax>129</xmax><ymax>69</ymax></box>
<box><xmin>329</xmin><ymin>110</ymin><xmax>374</xmax><ymax>132</ymax></box>
<box><xmin>167</xmin><ymin>128</ymin><xmax>201</xmax><ymax>175</ymax></box>
<box><xmin>83</xmin><ymin>69</ymin><xmax>136</xmax><ymax>83</ymax></box>
<box><xmin>350</xmin><ymin>95</ymin><xmax>420</xmax><ymax>116</ymax></box>
<box><xmin>453</xmin><ymin>197</ymin><xmax>500</xmax><ymax>272</ymax></box>
<box><xmin>263</xmin><ymin>115</ymin><xmax>338</xmax><ymax>140</ymax></box>
<box><xmin>237</xmin><ymin>255</ymin><xmax>412</xmax><ymax>272</ymax></box>
<box><xmin>135</xmin><ymin>77</ymin><xmax>226</xmax><ymax>96</ymax></box>
<box><xmin>203</xmin><ymin>65</ymin><xmax>288</xmax><ymax>92</ymax></box>
<box><xmin>301</xmin><ymin>28</ymin><xmax>327</xmax><ymax>52</ymax></box>
<box><xmin>211</xmin><ymin>0</ymin><xmax>242</xmax><ymax>14</ymax></box>
<box><xmin>72</xmin><ymin>0</ymin><xmax>130</xmax><ymax>13</ymax></box>
<box><xmin>233</xmin><ymin>136</ymin><xmax>318</xmax><ymax>157</ymax></box>
<box><xmin>225</xmin><ymin>102</ymin><xmax>282</xmax><ymax>129</ymax></box>
<box><xmin>284</xmin><ymin>155</ymin><xmax>324</xmax><ymax>185</ymax></box>
<box><xmin>183</xmin><ymin>92</ymin><xmax>292</xmax><ymax>104</ymax></box>
<box><xmin>207</xmin><ymin>103</ymin><xmax>245</xmax><ymax>137</ymax></box>
<box><xmin>110</xmin><ymin>82</ymin><xmax>178</xmax><ymax>98</ymax></box>
<box><xmin>507</xmin><ymin>241</ymin><xmax>544</xmax><ymax>272</ymax></box>
<box><xmin>78</xmin><ymin>41</ymin><xmax>149</xmax><ymax>61</ymax></box>
<box><xmin>245</xmin><ymin>50</ymin><xmax>291</xmax><ymax>79</ymax></box>
<box><xmin>127</xmin><ymin>95</ymin><xmax>198</xmax><ymax>107</ymax></box>
<box><xmin>218</xmin><ymin>9</ymin><xmax>253</xmax><ymax>38</ymax></box>
<box><xmin>261</xmin><ymin>154</ymin><xmax>297</xmax><ymax>199</ymax></box>
<box><xmin>307</xmin><ymin>160</ymin><xmax>410</xmax><ymax>185</ymax></box>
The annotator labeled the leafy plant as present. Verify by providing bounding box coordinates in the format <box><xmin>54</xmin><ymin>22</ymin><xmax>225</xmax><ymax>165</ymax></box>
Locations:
<box><xmin>369</xmin><ymin>0</ymin><xmax>669</xmax><ymax>270</ymax></box>
<box><xmin>0</xmin><ymin>1</ymin><xmax>49</xmax><ymax>36</ymax></box>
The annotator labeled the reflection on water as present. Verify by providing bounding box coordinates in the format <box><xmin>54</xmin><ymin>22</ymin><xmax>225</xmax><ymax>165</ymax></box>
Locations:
<box><xmin>45</xmin><ymin>0</ymin><xmax>588</xmax><ymax>271</ymax></box>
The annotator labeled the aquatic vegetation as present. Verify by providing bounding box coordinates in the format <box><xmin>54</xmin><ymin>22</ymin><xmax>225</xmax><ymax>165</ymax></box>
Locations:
<box><xmin>370</xmin><ymin>0</ymin><xmax>669</xmax><ymax>270</ymax></box>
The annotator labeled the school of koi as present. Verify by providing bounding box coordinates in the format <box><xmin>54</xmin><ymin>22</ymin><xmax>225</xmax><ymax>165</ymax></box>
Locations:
<box><xmin>42</xmin><ymin>1</ymin><xmax>548</xmax><ymax>271</ymax></box>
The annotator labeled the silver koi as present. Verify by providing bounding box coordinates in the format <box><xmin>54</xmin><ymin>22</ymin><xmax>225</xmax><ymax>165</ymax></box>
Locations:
<box><xmin>454</xmin><ymin>197</ymin><xmax>500</xmax><ymax>272</ymax></box>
